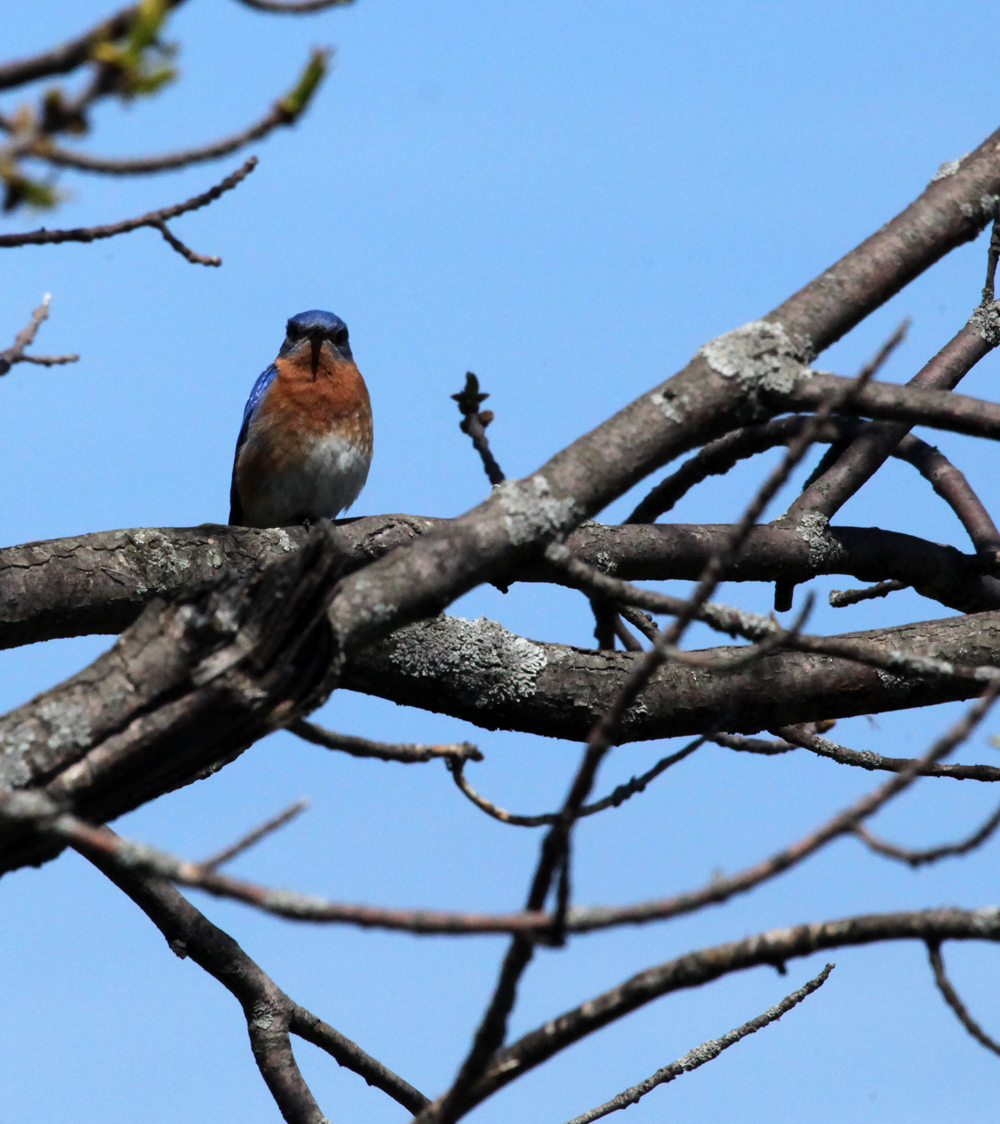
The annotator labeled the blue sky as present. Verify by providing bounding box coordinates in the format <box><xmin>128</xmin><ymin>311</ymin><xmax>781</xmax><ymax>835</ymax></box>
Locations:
<box><xmin>2</xmin><ymin>2</ymin><xmax>1000</xmax><ymax>1121</ymax></box>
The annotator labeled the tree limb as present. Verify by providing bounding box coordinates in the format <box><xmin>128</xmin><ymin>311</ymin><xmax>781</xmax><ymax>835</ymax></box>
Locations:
<box><xmin>0</xmin><ymin>157</ymin><xmax>257</xmax><ymax>264</ymax></box>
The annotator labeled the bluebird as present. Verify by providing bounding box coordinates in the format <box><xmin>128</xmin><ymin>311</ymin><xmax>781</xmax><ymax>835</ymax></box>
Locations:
<box><xmin>229</xmin><ymin>310</ymin><xmax>373</xmax><ymax>528</ymax></box>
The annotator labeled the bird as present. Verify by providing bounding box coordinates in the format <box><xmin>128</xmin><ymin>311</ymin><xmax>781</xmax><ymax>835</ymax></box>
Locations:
<box><xmin>229</xmin><ymin>310</ymin><xmax>373</xmax><ymax>528</ymax></box>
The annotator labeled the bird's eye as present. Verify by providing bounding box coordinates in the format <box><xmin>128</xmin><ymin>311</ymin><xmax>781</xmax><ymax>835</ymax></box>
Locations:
<box><xmin>286</xmin><ymin>321</ymin><xmax>302</xmax><ymax>339</ymax></box>
<box><xmin>333</xmin><ymin>328</ymin><xmax>349</xmax><ymax>347</ymax></box>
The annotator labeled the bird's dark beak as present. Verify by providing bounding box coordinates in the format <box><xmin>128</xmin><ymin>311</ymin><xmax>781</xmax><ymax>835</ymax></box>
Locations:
<box><xmin>309</xmin><ymin>332</ymin><xmax>323</xmax><ymax>378</ymax></box>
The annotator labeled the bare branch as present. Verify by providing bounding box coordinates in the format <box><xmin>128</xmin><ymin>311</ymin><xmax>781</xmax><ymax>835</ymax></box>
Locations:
<box><xmin>0</xmin><ymin>157</ymin><xmax>257</xmax><ymax>264</ymax></box>
<box><xmin>6</xmin><ymin>515</ymin><xmax>1000</xmax><ymax>656</ymax></box>
<box><xmin>448</xmin><ymin>734</ymin><xmax>704</xmax><ymax>827</ymax></box>
<box><xmin>928</xmin><ymin>942</ymin><xmax>1000</xmax><ymax>1057</ymax></box>
<box><xmin>0</xmin><ymin>294</ymin><xmax>78</xmax><ymax>377</ymax></box>
<box><xmin>785</xmin><ymin>314</ymin><xmax>995</xmax><ymax>525</ymax></box>
<box><xmin>289</xmin><ymin>718</ymin><xmax>481</xmax><ymax>763</ymax></box>
<box><xmin>0</xmin><ymin>526</ymin><xmax>348</xmax><ymax>876</ymax></box>
<box><xmin>545</xmin><ymin>541</ymin><xmax>1000</xmax><ymax>688</ymax></box>
<box><xmin>561</xmin><ymin>964</ymin><xmax>834</xmax><ymax>1124</ymax></box>
<box><xmin>83</xmin><ymin>830</ymin><xmax>430</xmax><ymax>1118</ymax></box>
<box><xmin>854</xmin><ymin>802</ymin><xmax>1000</xmax><ymax>867</ymax></box>
<box><xmin>710</xmin><ymin>732</ymin><xmax>796</xmax><ymax>756</ymax></box>
<box><xmin>199</xmin><ymin>799</ymin><xmax>310</xmax><ymax>871</ymax></box>
<box><xmin>984</xmin><ymin>216</ymin><xmax>1000</xmax><ymax>303</ymax></box>
<box><xmin>829</xmin><ymin>579</ymin><xmax>908</xmax><ymax>608</ymax></box>
<box><xmin>465</xmin><ymin>908</ymin><xmax>1000</xmax><ymax>1110</ymax></box>
<box><xmin>774</xmin><ymin>724</ymin><xmax>1000</xmax><ymax>783</ymax></box>
<box><xmin>453</xmin><ymin>372</ymin><xmax>505</xmax><ymax>487</ymax></box>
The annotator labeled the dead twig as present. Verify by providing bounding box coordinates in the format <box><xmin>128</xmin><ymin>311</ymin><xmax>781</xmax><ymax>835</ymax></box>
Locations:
<box><xmin>83</xmin><ymin>829</ymin><xmax>430</xmax><ymax>1118</ymax></box>
<box><xmin>448</xmin><ymin>734</ymin><xmax>705</xmax><ymax>827</ymax></box>
<box><xmin>928</xmin><ymin>942</ymin><xmax>1000</xmax><ymax>1057</ymax></box>
<box><xmin>854</xmin><ymin>801</ymin><xmax>1000</xmax><ymax>867</ymax></box>
<box><xmin>0</xmin><ymin>157</ymin><xmax>257</xmax><ymax>265</ymax></box>
<box><xmin>290</xmin><ymin>718</ymin><xmax>482</xmax><ymax>763</ymax></box>
<box><xmin>561</xmin><ymin>964</ymin><xmax>834</xmax><ymax>1124</ymax></box>
<box><xmin>0</xmin><ymin>294</ymin><xmax>78</xmax><ymax>376</ymax></box>
<box><xmin>829</xmin><ymin>579</ymin><xmax>908</xmax><ymax>608</ymax></box>
<box><xmin>773</xmin><ymin>724</ymin><xmax>1000</xmax><ymax>783</ymax></box>
<box><xmin>199</xmin><ymin>798</ymin><xmax>310</xmax><ymax>871</ymax></box>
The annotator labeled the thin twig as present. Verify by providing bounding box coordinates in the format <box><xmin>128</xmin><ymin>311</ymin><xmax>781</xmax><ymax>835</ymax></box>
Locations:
<box><xmin>854</xmin><ymin>801</ymin><xmax>1000</xmax><ymax>867</ymax></box>
<box><xmin>0</xmin><ymin>157</ymin><xmax>257</xmax><ymax>265</ymax></box>
<box><xmin>928</xmin><ymin>942</ymin><xmax>1000</xmax><ymax>1056</ymax></box>
<box><xmin>830</xmin><ymin>579</ymin><xmax>908</xmax><ymax>608</ymax></box>
<box><xmin>289</xmin><ymin>718</ymin><xmax>482</xmax><ymax>763</ymax></box>
<box><xmin>710</xmin><ymin>732</ymin><xmax>797</xmax><ymax>755</ymax></box>
<box><xmin>0</xmin><ymin>294</ymin><xmax>79</xmax><ymax>376</ymax></box>
<box><xmin>448</xmin><ymin>734</ymin><xmax>705</xmax><ymax>827</ymax></box>
<box><xmin>199</xmin><ymin>799</ymin><xmax>309</xmax><ymax>871</ymax></box>
<box><xmin>40</xmin><ymin>50</ymin><xmax>329</xmax><ymax>176</ymax></box>
<box><xmin>773</xmin><ymin>724</ymin><xmax>1000</xmax><ymax>783</ymax></box>
<box><xmin>561</xmin><ymin>964</ymin><xmax>834</xmax><ymax>1124</ymax></box>
<box><xmin>453</xmin><ymin>372</ymin><xmax>505</xmax><ymax>486</ymax></box>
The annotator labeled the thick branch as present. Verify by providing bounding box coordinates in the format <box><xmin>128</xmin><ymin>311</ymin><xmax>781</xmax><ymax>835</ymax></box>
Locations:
<box><xmin>322</xmin><ymin>126</ymin><xmax>1000</xmax><ymax>659</ymax></box>
<box><xmin>342</xmin><ymin>610</ymin><xmax>1000</xmax><ymax>743</ymax></box>
<box><xmin>0</xmin><ymin>529</ymin><xmax>347</xmax><ymax>875</ymax></box>
<box><xmin>3</xmin><ymin>516</ymin><xmax>998</xmax><ymax>654</ymax></box>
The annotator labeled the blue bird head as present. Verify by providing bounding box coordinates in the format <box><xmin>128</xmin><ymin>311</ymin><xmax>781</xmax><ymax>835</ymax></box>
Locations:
<box><xmin>278</xmin><ymin>309</ymin><xmax>353</xmax><ymax>371</ymax></box>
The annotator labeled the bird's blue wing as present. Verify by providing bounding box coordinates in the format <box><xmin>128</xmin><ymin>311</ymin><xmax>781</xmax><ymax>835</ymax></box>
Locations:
<box><xmin>229</xmin><ymin>363</ymin><xmax>278</xmax><ymax>525</ymax></box>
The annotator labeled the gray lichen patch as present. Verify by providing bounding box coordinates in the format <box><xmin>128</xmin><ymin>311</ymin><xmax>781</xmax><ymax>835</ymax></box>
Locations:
<box><xmin>929</xmin><ymin>154</ymin><xmax>968</xmax><ymax>183</ymax></box>
<box><xmin>496</xmin><ymin>475</ymin><xmax>582</xmax><ymax>547</ymax></box>
<box><xmin>794</xmin><ymin>511</ymin><xmax>848</xmax><ymax>569</ymax></box>
<box><xmin>699</xmin><ymin>320</ymin><xmax>813</xmax><ymax>395</ymax></box>
<box><xmin>385</xmin><ymin>616</ymin><xmax>547</xmax><ymax>709</ymax></box>
<box><xmin>118</xmin><ymin>528</ymin><xmax>195</xmax><ymax>596</ymax></box>
<box><xmin>969</xmin><ymin>300</ymin><xmax>1000</xmax><ymax>346</ymax></box>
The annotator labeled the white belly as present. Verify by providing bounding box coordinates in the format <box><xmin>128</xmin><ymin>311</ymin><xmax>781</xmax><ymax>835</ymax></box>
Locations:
<box><xmin>243</xmin><ymin>431</ymin><xmax>371</xmax><ymax>527</ymax></box>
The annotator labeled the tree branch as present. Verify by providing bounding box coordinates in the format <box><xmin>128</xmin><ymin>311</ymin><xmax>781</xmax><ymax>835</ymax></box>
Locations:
<box><xmin>927</xmin><ymin>942</ymin><xmax>1000</xmax><ymax>1057</ymax></box>
<box><xmin>462</xmin><ymin>907</ymin><xmax>1000</xmax><ymax>1111</ymax></box>
<box><xmin>561</xmin><ymin>964</ymin><xmax>834</xmax><ymax>1124</ymax></box>
<box><xmin>0</xmin><ymin>526</ymin><xmax>348</xmax><ymax>876</ymax></box>
<box><xmin>4</xmin><ymin>516</ymin><xmax>999</xmax><ymax>655</ymax></box>
<box><xmin>0</xmin><ymin>157</ymin><xmax>257</xmax><ymax>264</ymax></box>
<box><xmin>448</xmin><ymin>734</ymin><xmax>704</xmax><ymax>827</ymax></box>
<box><xmin>83</xmin><ymin>833</ymin><xmax>430</xmax><ymax>1118</ymax></box>
<box><xmin>38</xmin><ymin>50</ymin><xmax>329</xmax><ymax>176</ymax></box>
<box><xmin>289</xmin><ymin>717</ymin><xmax>482</xmax><ymax>763</ymax></box>
<box><xmin>0</xmin><ymin>293</ymin><xmax>78</xmax><ymax>377</ymax></box>
<box><xmin>853</xmin><ymin>802</ymin><xmax>1000</xmax><ymax>867</ymax></box>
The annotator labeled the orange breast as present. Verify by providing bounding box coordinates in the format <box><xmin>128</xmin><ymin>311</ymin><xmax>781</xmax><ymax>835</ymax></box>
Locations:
<box><xmin>257</xmin><ymin>351</ymin><xmax>373</xmax><ymax>455</ymax></box>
